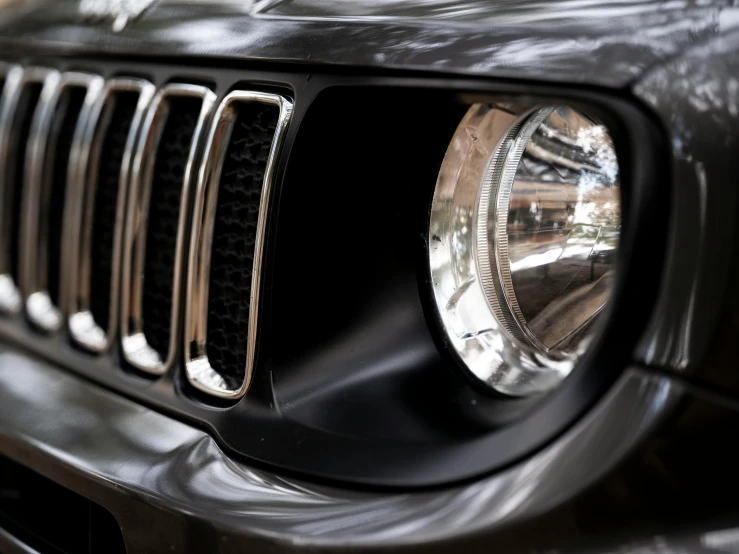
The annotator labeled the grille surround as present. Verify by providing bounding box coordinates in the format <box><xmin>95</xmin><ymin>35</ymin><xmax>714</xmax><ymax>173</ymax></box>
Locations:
<box><xmin>185</xmin><ymin>91</ymin><xmax>293</xmax><ymax>399</ymax></box>
<box><xmin>66</xmin><ymin>78</ymin><xmax>156</xmax><ymax>353</ymax></box>
<box><xmin>120</xmin><ymin>83</ymin><xmax>216</xmax><ymax>374</ymax></box>
<box><xmin>21</xmin><ymin>72</ymin><xmax>104</xmax><ymax>333</ymax></box>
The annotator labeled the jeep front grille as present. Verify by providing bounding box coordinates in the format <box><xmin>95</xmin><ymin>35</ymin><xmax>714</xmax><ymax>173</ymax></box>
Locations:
<box><xmin>0</xmin><ymin>62</ymin><xmax>293</xmax><ymax>401</ymax></box>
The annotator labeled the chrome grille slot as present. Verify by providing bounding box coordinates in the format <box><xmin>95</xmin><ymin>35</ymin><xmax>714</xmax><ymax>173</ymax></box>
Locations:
<box><xmin>0</xmin><ymin>64</ymin><xmax>21</xmax><ymax>314</ymax></box>
<box><xmin>22</xmin><ymin>73</ymin><xmax>104</xmax><ymax>332</ymax></box>
<box><xmin>185</xmin><ymin>91</ymin><xmax>292</xmax><ymax>398</ymax></box>
<box><xmin>0</xmin><ymin>67</ymin><xmax>55</xmax><ymax>314</ymax></box>
<box><xmin>121</xmin><ymin>84</ymin><xmax>215</xmax><ymax>374</ymax></box>
<box><xmin>68</xmin><ymin>79</ymin><xmax>155</xmax><ymax>353</ymax></box>
<box><xmin>89</xmin><ymin>93</ymin><xmax>136</xmax><ymax>332</ymax></box>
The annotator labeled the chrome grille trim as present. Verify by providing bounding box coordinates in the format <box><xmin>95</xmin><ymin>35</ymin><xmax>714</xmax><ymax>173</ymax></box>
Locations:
<box><xmin>67</xmin><ymin>78</ymin><xmax>156</xmax><ymax>353</ymax></box>
<box><xmin>21</xmin><ymin>72</ymin><xmax>105</xmax><ymax>332</ymax></box>
<box><xmin>0</xmin><ymin>66</ymin><xmax>52</xmax><ymax>315</ymax></box>
<box><xmin>121</xmin><ymin>83</ymin><xmax>216</xmax><ymax>375</ymax></box>
<box><xmin>185</xmin><ymin>91</ymin><xmax>293</xmax><ymax>399</ymax></box>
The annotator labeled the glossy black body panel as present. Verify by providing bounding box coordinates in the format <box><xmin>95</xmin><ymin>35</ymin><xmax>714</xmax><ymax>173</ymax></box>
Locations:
<box><xmin>3</xmin><ymin>342</ymin><xmax>739</xmax><ymax>552</ymax></box>
<box><xmin>634</xmin><ymin>28</ymin><xmax>739</xmax><ymax>375</ymax></box>
<box><xmin>0</xmin><ymin>0</ymin><xmax>736</xmax><ymax>88</ymax></box>
<box><xmin>0</xmin><ymin>343</ymin><xmax>680</xmax><ymax>552</ymax></box>
<box><xmin>457</xmin><ymin>374</ymin><xmax>739</xmax><ymax>553</ymax></box>
<box><xmin>0</xmin><ymin>1</ymin><xmax>737</xmax><ymax>551</ymax></box>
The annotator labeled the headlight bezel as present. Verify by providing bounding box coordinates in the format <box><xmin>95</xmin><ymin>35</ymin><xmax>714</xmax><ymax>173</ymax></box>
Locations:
<box><xmin>424</xmin><ymin>87</ymin><xmax>670</xmax><ymax>429</ymax></box>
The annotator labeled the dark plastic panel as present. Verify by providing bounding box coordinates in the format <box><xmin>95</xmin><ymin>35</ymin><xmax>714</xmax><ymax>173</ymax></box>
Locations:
<box><xmin>0</xmin><ymin>56</ymin><xmax>670</xmax><ymax>487</ymax></box>
<box><xmin>0</xmin><ymin>454</ymin><xmax>125</xmax><ymax>554</ymax></box>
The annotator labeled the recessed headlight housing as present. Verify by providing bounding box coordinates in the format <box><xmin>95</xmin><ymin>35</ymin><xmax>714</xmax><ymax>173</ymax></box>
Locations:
<box><xmin>430</xmin><ymin>103</ymin><xmax>621</xmax><ymax>396</ymax></box>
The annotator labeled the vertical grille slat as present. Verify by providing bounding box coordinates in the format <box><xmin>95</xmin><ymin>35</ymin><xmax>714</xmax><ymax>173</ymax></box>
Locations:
<box><xmin>23</xmin><ymin>73</ymin><xmax>104</xmax><ymax>332</ymax></box>
<box><xmin>0</xmin><ymin>64</ymin><xmax>23</xmax><ymax>314</ymax></box>
<box><xmin>8</xmin><ymin>83</ymin><xmax>44</xmax><ymax>287</ymax></box>
<box><xmin>47</xmin><ymin>89</ymin><xmax>87</xmax><ymax>307</ymax></box>
<box><xmin>185</xmin><ymin>91</ymin><xmax>292</xmax><ymax>399</ymax></box>
<box><xmin>89</xmin><ymin>93</ymin><xmax>139</xmax><ymax>334</ymax></box>
<box><xmin>121</xmin><ymin>85</ymin><xmax>215</xmax><ymax>374</ymax></box>
<box><xmin>0</xmin><ymin>64</ymin><xmax>23</xmax><ymax>313</ymax></box>
<box><xmin>0</xmin><ymin>67</ymin><xmax>53</xmax><ymax>314</ymax></box>
<box><xmin>68</xmin><ymin>79</ymin><xmax>155</xmax><ymax>353</ymax></box>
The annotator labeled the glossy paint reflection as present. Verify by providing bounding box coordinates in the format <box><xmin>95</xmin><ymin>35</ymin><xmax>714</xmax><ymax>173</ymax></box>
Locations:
<box><xmin>504</xmin><ymin>107</ymin><xmax>620</xmax><ymax>351</ymax></box>
<box><xmin>0</xmin><ymin>346</ymin><xmax>678</xmax><ymax>549</ymax></box>
<box><xmin>251</xmin><ymin>0</ymin><xmax>733</xmax><ymax>27</ymax></box>
<box><xmin>0</xmin><ymin>0</ymin><xmax>738</xmax><ymax>87</ymax></box>
<box><xmin>634</xmin><ymin>28</ymin><xmax>739</xmax><ymax>371</ymax></box>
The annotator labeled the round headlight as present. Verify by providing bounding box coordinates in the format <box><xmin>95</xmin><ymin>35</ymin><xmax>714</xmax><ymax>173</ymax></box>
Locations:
<box><xmin>429</xmin><ymin>104</ymin><xmax>620</xmax><ymax>396</ymax></box>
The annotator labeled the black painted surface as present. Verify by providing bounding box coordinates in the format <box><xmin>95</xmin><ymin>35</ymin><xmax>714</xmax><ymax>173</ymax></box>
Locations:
<box><xmin>0</xmin><ymin>0</ymin><xmax>735</xmax><ymax>88</ymax></box>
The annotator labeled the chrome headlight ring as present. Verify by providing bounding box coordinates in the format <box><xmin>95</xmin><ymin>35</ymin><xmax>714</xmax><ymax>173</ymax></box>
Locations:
<box><xmin>430</xmin><ymin>102</ymin><xmax>621</xmax><ymax>397</ymax></box>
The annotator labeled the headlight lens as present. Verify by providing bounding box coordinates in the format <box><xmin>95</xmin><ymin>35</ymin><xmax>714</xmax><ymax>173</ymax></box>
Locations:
<box><xmin>429</xmin><ymin>104</ymin><xmax>620</xmax><ymax>396</ymax></box>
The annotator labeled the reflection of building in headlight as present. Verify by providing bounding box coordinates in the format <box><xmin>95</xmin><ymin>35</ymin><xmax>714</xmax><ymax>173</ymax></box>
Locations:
<box><xmin>429</xmin><ymin>103</ymin><xmax>622</xmax><ymax>396</ymax></box>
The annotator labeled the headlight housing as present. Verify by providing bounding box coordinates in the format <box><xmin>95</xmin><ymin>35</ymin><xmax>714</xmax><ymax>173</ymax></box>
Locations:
<box><xmin>430</xmin><ymin>103</ymin><xmax>621</xmax><ymax>396</ymax></box>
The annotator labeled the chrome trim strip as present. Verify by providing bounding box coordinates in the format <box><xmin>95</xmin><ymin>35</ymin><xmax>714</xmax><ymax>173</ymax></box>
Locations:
<box><xmin>185</xmin><ymin>91</ymin><xmax>293</xmax><ymax>398</ymax></box>
<box><xmin>21</xmin><ymin>72</ymin><xmax>104</xmax><ymax>333</ymax></box>
<box><xmin>121</xmin><ymin>84</ymin><xmax>216</xmax><ymax>375</ymax></box>
<box><xmin>0</xmin><ymin>65</ymin><xmax>35</xmax><ymax>315</ymax></box>
<box><xmin>67</xmin><ymin>78</ymin><xmax>156</xmax><ymax>353</ymax></box>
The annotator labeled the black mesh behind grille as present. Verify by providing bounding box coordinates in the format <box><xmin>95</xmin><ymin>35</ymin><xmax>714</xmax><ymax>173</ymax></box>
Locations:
<box><xmin>47</xmin><ymin>88</ymin><xmax>86</xmax><ymax>307</ymax></box>
<box><xmin>206</xmin><ymin>102</ymin><xmax>279</xmax><ymax>389</ymax></box>
<box><xmin>6</xmin><ymin>83</ymin><xmax>42</xmax><ymax>284</ymax></box>
<box><xmin>89</xmin><ymin>92</ymin><xmax>138</xmax><ymax>333</ymax></box>
<box><xmin>0</xmin><ymin>454</ymin><xmax>126</xmax><ymax>554</ymax></box>
<box><xmin>142</xmin><ymin>97</ymin><xmax>202</xmax><ymax>360</ymax></box>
